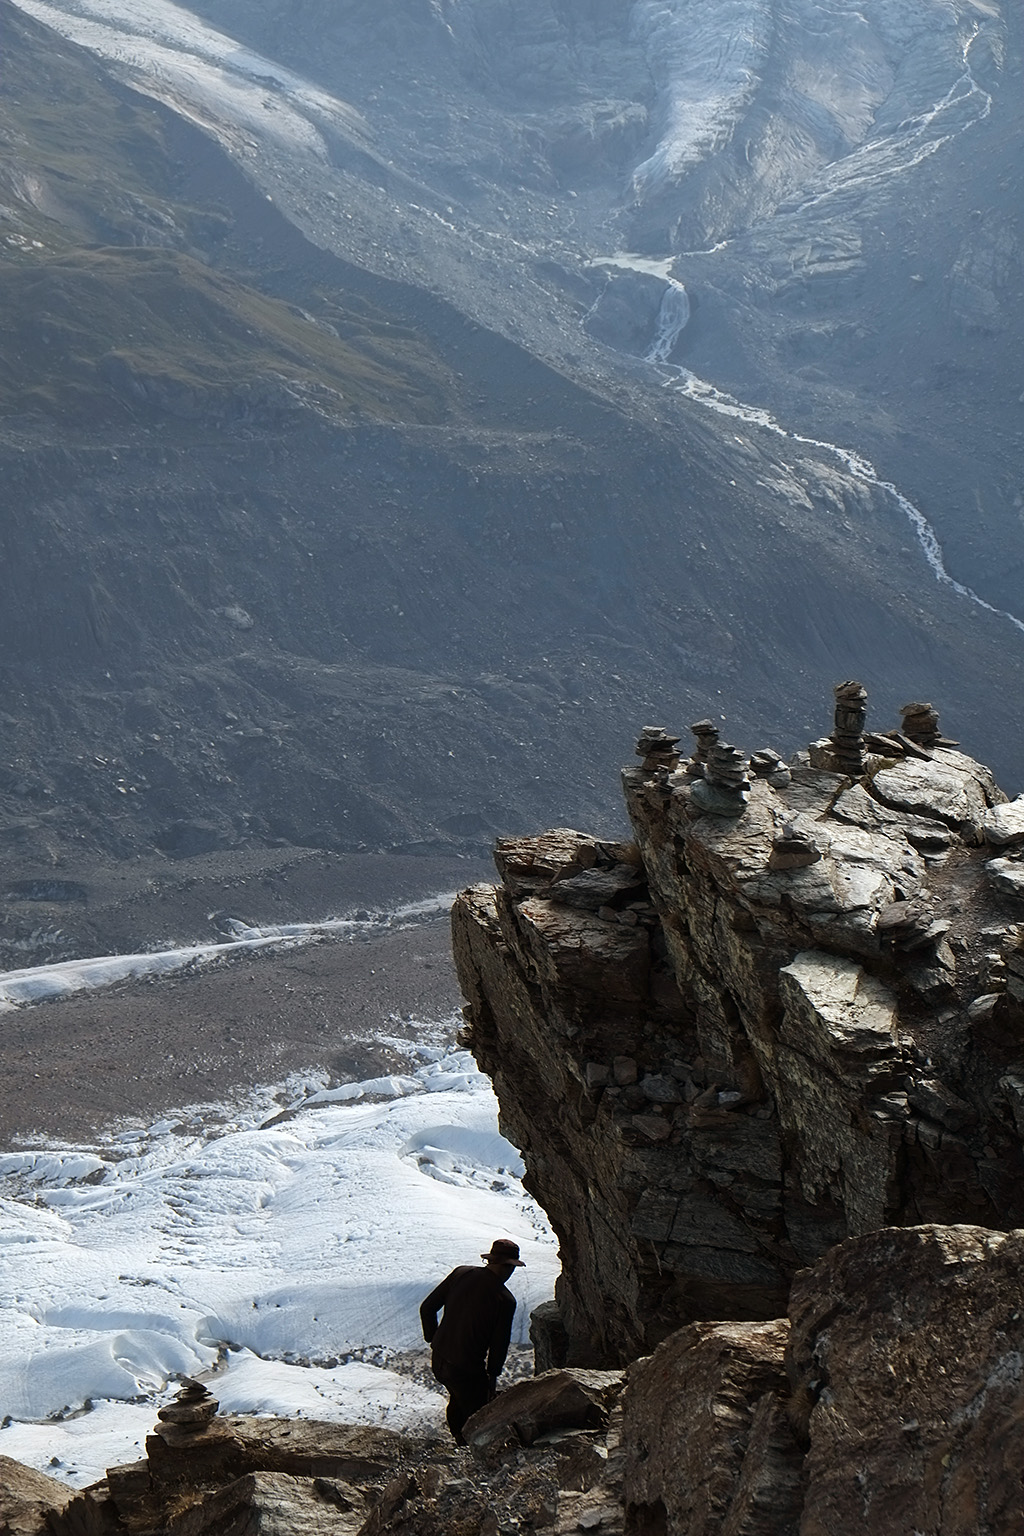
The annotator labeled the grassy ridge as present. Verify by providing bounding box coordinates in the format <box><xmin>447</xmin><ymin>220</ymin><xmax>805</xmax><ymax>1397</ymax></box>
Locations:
<box><xmin>0</xmin><ymin>0</ymin><xmax>453</xmax><ymax>426</ymax></box>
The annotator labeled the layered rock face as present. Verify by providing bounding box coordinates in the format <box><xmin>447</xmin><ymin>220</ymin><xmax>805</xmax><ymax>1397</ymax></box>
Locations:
<box><xmin>453</xmin><ymin>692</ymin><xmax>1024</xmax><ymax>1366</ymax></box>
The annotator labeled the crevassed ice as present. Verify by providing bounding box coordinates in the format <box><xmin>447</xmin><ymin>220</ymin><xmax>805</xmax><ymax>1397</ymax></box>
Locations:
<box><xmin>630</xmin><ymin>0</ymin><xmax>772</xmax><ymax>196</ymax></box>
<box><xmin>0</xmin><ymin>1048</ymin><xmax>558</xmax><ymax>1487</ymax></box>
<box><xmin>627</xmin><ymin>0</ymin><xmax>1002</xmax><ymax>203</ymax></box>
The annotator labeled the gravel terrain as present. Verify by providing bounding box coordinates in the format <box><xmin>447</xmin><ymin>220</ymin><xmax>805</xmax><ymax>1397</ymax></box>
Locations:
<box><xmin>0</xmin><ymin>850</ymin><xmax>486</xmax><ymax>1147</ymax></box>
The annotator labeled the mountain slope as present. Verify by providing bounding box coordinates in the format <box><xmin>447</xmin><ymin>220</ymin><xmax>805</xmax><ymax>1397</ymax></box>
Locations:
<box><xmin>1</xmin><ymin>0</ymin><xmax>1022</xmax><ymax>929</ymax></box>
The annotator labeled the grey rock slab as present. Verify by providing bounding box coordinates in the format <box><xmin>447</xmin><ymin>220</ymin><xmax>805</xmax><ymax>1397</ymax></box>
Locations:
<box><xmin>639</xmin><ymin>1072</ymin><xmax>682</xmax><ymax>1104</ymax></box>
<box><xmin>985</xmin><ymin>858</ymin><xmax>1024</xmax><ymax>900</ymax></box>
<box><xmin>547</xmin><ymin>864</ymin><xmax>646</xmax><ymax>911</ymax></box>
<box><xmin>981</xmin><ymin>797</ymin><xmax>1024</xmax><ymax>846</ymax></box>
<box><xmin>831</xmin><ymin>781</ymin><xmax>951</xmax><ymax>850</ymax></box>
<box><xmin>869</xmin><ymin>750</ymin><xmax>1004</xmax><ymax>830</ymax></box>
<box><xmin>778</xmin><ymin>950</ymin><xmax>899</xmax><ymax>1071</ymax></box>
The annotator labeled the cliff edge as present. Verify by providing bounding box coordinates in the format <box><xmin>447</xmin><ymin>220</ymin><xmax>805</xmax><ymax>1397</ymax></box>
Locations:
<box><xmin>453</xmin><ymin>687</ymin><xmax>1024</xmax><ymax>1367</ymax></box>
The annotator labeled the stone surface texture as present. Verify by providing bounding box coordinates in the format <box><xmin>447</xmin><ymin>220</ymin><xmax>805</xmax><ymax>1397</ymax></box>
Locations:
<box><xmin>787</xmin><ymin>1224</ymin><xmax>1024</xmax><ymax>1536</ymax></box>
<box><xmin>621</xmin><ymin>1320</ymin><xmax>802</xmax><ymax>1536</ymax></box>
<box><xmin>48</xmin><ymin>1406</ymin><xmax>423</xmax><ymax>1536</ymax></box>
<box><xmin>453</xmin><ymin>740</ymin><xmax>1024</xmax><ymax>1364</ymax></box>
<box><xmin>0</xmin><ymin>1455</ymin><xmax>72</xmax><ymax>1536</ymax></box>
<box><xmin>464</xmin><ymin>1368</ymin><xmax>625</xmax><ymax>1460</ymax></box>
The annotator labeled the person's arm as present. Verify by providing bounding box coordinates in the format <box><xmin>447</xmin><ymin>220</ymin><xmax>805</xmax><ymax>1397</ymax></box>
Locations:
<box><xmin>485</xmin><ymin>1294</ymin><xmax>516</xmax><ymax>1383</ymax></box>
<box><xmin>420</xmin><ymin>1273</ymin><xmax>452</xmax><ymax>1343</ymax></box>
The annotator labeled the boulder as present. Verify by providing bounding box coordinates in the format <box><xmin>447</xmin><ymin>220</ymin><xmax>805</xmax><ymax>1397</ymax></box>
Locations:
<box><xmin>868</xmin><ymin>750</ymin><xmax>1005</xmax><ymax>830</ymax></box>
<box><xmin>0</xmin><ymin>1456</ymin><xmax>72</xmax><ymax>1536</ymax></box>
<box><xmin>981</xmin><ymin>796</ymin><xmax>1024</xmax><ymax>845</ymax></box>
<box><xmin>163</xmin><ymin>1471</ymin><xmax>365</xmax><ymax>1536</ymax></box>
<box><xmin>464</xmin><ymin>1369</ymin><xmax>625</xmax><ymax>1459</ymax></box>
<box><xmin>788</xmin><ymin>1224</ymin><xmax>1024</xmax><ymax>1535</ymax></box>
<box><xmin>985</xmin><ymin>856</ymin><xmax>1024</xmax><ymax>900</ymax></box>
<box><xmin>621</xmin><ymin>1321</ymin><xmax>801</xmax><ymax>1536</ymax></box>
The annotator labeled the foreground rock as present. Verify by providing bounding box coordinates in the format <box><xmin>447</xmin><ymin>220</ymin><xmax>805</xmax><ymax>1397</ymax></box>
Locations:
<box><xmin>454</xmin><ymin>696</ymin><xmax>1024</xmax><ymax>1364</ymax></box>
<box><xmin>47</xmin><ymin>1398</ymin><xmax>432</xmax><ymax>1536</ymax></box>
<box><xmin>0</xmin><ymin>1457</ymin><xmax>71</xmax><ymax>1536</ymax></box>
<box><xmin>788</xmin><ymin>1224</ymin><xmax>1024</xmax><ymax>1536</ymax></box>
<box><xmin>617</xmin><ymin>1222</ymin><xmax>1024</xmax><ymax>1535</ymax></box>
<box><xmin>622</xmin><ymin>1320</ymin><xmax>800</xmax><ymax>1536</ymax></box>
<box><xmin>15</xmin><ymin>1220</ymin><xmax>1024</xmax><ymax>1535</ymax></box>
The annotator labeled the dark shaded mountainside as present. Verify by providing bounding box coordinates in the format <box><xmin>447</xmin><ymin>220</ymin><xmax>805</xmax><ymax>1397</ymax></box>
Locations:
<box><xmin>1</xmin><ymin>0</ymin><xmax>1024</xmax><ymax>947</ymax></box>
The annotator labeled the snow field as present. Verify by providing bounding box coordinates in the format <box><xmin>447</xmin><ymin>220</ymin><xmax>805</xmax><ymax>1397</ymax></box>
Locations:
<box><xmin>0</xmin><ymin>1044</ymin><xmax>558</xmax><ymax>1488</ymax></box>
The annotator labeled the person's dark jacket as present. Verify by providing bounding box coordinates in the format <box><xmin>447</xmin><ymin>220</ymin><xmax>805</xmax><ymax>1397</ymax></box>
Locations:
<box><xmin>420</xmin><ymin>1264</ymin><xmax>517</xmax><ymax>1381</ymax></box>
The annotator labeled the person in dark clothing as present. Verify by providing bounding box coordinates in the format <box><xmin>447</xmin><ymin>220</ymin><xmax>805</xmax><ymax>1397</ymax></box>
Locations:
<box><xmin>420</xmin><ymin>1238</ymin><xmax>524</xmax><ymax>1443</ymax></box>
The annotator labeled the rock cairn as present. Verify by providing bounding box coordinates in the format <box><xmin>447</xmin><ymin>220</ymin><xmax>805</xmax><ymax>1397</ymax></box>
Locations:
<box><xmin>769</xmin><ymin>816</ymin><xmax>822</xmax><ymax>870</ymax></box>
<box><xmin>155</xmin><ymin>1379</ymin><xmax>219</xmax><ymax>1438</ymax></box>
<box><xmin>830</xmin><ymin>679</ymin><xmax>868</xmax><ymax>777</ymax></box>
<box><xmin>689</xmin><ymin>741</ymin><xmax>750</xmax><ymax>815</ymax></box>
<box><xmin>683</xmin><ymin>719</ymin><xmax>719</xmax><ymax>779</ymax></box>
<box><xmin>900</xmin><ymin>701</ymin><xmax>941</xmax><ymax>748</ymax></box>
<box><xmin>635</xmin><ymin>727</ymin><xmax>681</xmax><ymax>774</ymax></box>
<box><xmin>750</xmin><ymin>748</ymin><xmax>792</xmax><ymax>789</ymax></box>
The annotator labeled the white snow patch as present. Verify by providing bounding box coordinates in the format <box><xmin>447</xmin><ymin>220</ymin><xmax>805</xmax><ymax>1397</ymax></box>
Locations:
<box><xmin>0</xmin><ymin>1046</ymin><xmax>558</xmax><ymax>1488</ymax></box>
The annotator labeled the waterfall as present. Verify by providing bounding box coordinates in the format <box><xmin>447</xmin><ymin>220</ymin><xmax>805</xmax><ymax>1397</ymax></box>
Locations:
<box><xmin>646</xmin><ymin>279</ymin><xmax>691</xmax><ymax>362</ymax></box>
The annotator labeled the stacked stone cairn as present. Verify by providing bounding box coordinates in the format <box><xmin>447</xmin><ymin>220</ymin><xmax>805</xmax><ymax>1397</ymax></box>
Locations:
<box><xmin>900</xmin><ymin>701</ymin><xmax>953</xmax><ymax>749</ymax></box>
<box><xmin>689</xmin><ymin>741</ymin><xmax>751</xmax><ymax>816</ymax></box>
<box><xmin>749</xmin><ymin>747</ymin><xmax>792</xmax><ymax>789</ymax></box>
<box><xmin>683</xmin><ymin>719</ymin><xmax>720</xmax><ymax>779</ymax></box>
<box><xmin>155</xmin><ymin>1380</ymin><xmax>219</xmax><ymax>1440</ymax></box>
<box><xmin>635</xmin><ymin>726</ymin><xmax>682</xmax><ymax>775</ymax></box>
<box><xmin>769</xmin><ymin>815</ymin><xmax>822</xmax><ymax>870</ymax></box>
<box><xmin>830</xmin><ymin>679</ymin><xmax>869</xmax><ymax>777</ymax></box>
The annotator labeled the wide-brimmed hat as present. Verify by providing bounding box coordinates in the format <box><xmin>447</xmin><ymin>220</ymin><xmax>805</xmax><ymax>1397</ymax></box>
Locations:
<box><xmin>482</xmin><ymin>1238</ymin><xmax>525</xmax><ymax>1267</ymax></box>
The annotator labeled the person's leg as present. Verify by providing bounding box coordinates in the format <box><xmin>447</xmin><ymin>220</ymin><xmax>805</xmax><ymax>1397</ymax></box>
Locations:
<box><xmin>438</xmin><ymin>1368</ymin><xmax>491</xmax><ymax>1444</ymax></box>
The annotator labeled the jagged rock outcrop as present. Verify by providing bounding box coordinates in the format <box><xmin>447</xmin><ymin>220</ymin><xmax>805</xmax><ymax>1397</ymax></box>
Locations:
<box><xmin>453</xmin><ymin>697</ymin><xmax>1024</xmax><ymax>1365</ymax></box>
<box><xmin>618</xmin><ymin>1222</ymin><xmax>1024</xmax><ymax>1535</ymax></box>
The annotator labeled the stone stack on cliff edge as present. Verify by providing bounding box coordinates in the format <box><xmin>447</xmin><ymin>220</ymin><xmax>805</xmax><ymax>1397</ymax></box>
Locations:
<box><xmin>453</xmin><ymin>681</ymin><xmax>1024</xmax><ymax>1367</ymax></box>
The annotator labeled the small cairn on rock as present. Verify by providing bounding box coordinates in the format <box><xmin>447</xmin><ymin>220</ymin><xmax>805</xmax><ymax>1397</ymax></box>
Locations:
<box><xmin>155</xmin><ymin>1379</ymin><xmax>219</xmax><ymax>1440</ymax></box>
<box><xmin>682</xmin><ymin>719</ymin><xmax>720</xmax><ymax>780</ymax></box>
<box><xmin>635</xmin><ymin>726</ymin><xmax>682</xmax><ymax>775</ymax></box>
<box><xmin>749</xmin><ymin>747</ymin><xmax>792</xmax><ymax>789</ymax></box>
<box><xmin>768</xmin><ymin>815</ymin><xmax>822</xmax><ymax>870</ymax></box>
<box><xmin>830</xmin><ymin>679</ymin><xmax>868</xmax><ymax>777</ymax></box>
<box><xmin>689</xmin><ymin>741</ymin><xmax>751</xmax><ymax>816</ymax></box>
<box><xmin>899</xmin><ymin>701</ymin><xmax>956</xmax><ymax>750</ymax></box>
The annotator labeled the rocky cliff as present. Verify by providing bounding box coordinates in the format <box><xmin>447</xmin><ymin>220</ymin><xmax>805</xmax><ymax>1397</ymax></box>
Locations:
<box><xmin>453</xmin><ymin>686</ymin><xmax>1024</xmax><ymax>1367</ymax></box>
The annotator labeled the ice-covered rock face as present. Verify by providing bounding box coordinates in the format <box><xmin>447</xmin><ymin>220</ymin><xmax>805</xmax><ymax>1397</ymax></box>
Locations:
<box><xmin>622</xmin><ymin>0</ymin><xmax>1005</xmax><ymax>242</ymax></box>
<box><xmin>119</xmin><ymin>0</ymin><xmax>1004</xmax><ymax>249</ymax></box>
<box><xmin>300</xmin><ymin>0</ymin><xmax>1006</xmax><ymax>250</ymax></box>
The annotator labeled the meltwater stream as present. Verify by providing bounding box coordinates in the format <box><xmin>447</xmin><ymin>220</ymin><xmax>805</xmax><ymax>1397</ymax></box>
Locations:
<box><xmin>661</xmin><ymin>366</ymin><xmax>1024</xmax><ymax>638</ymax></box>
